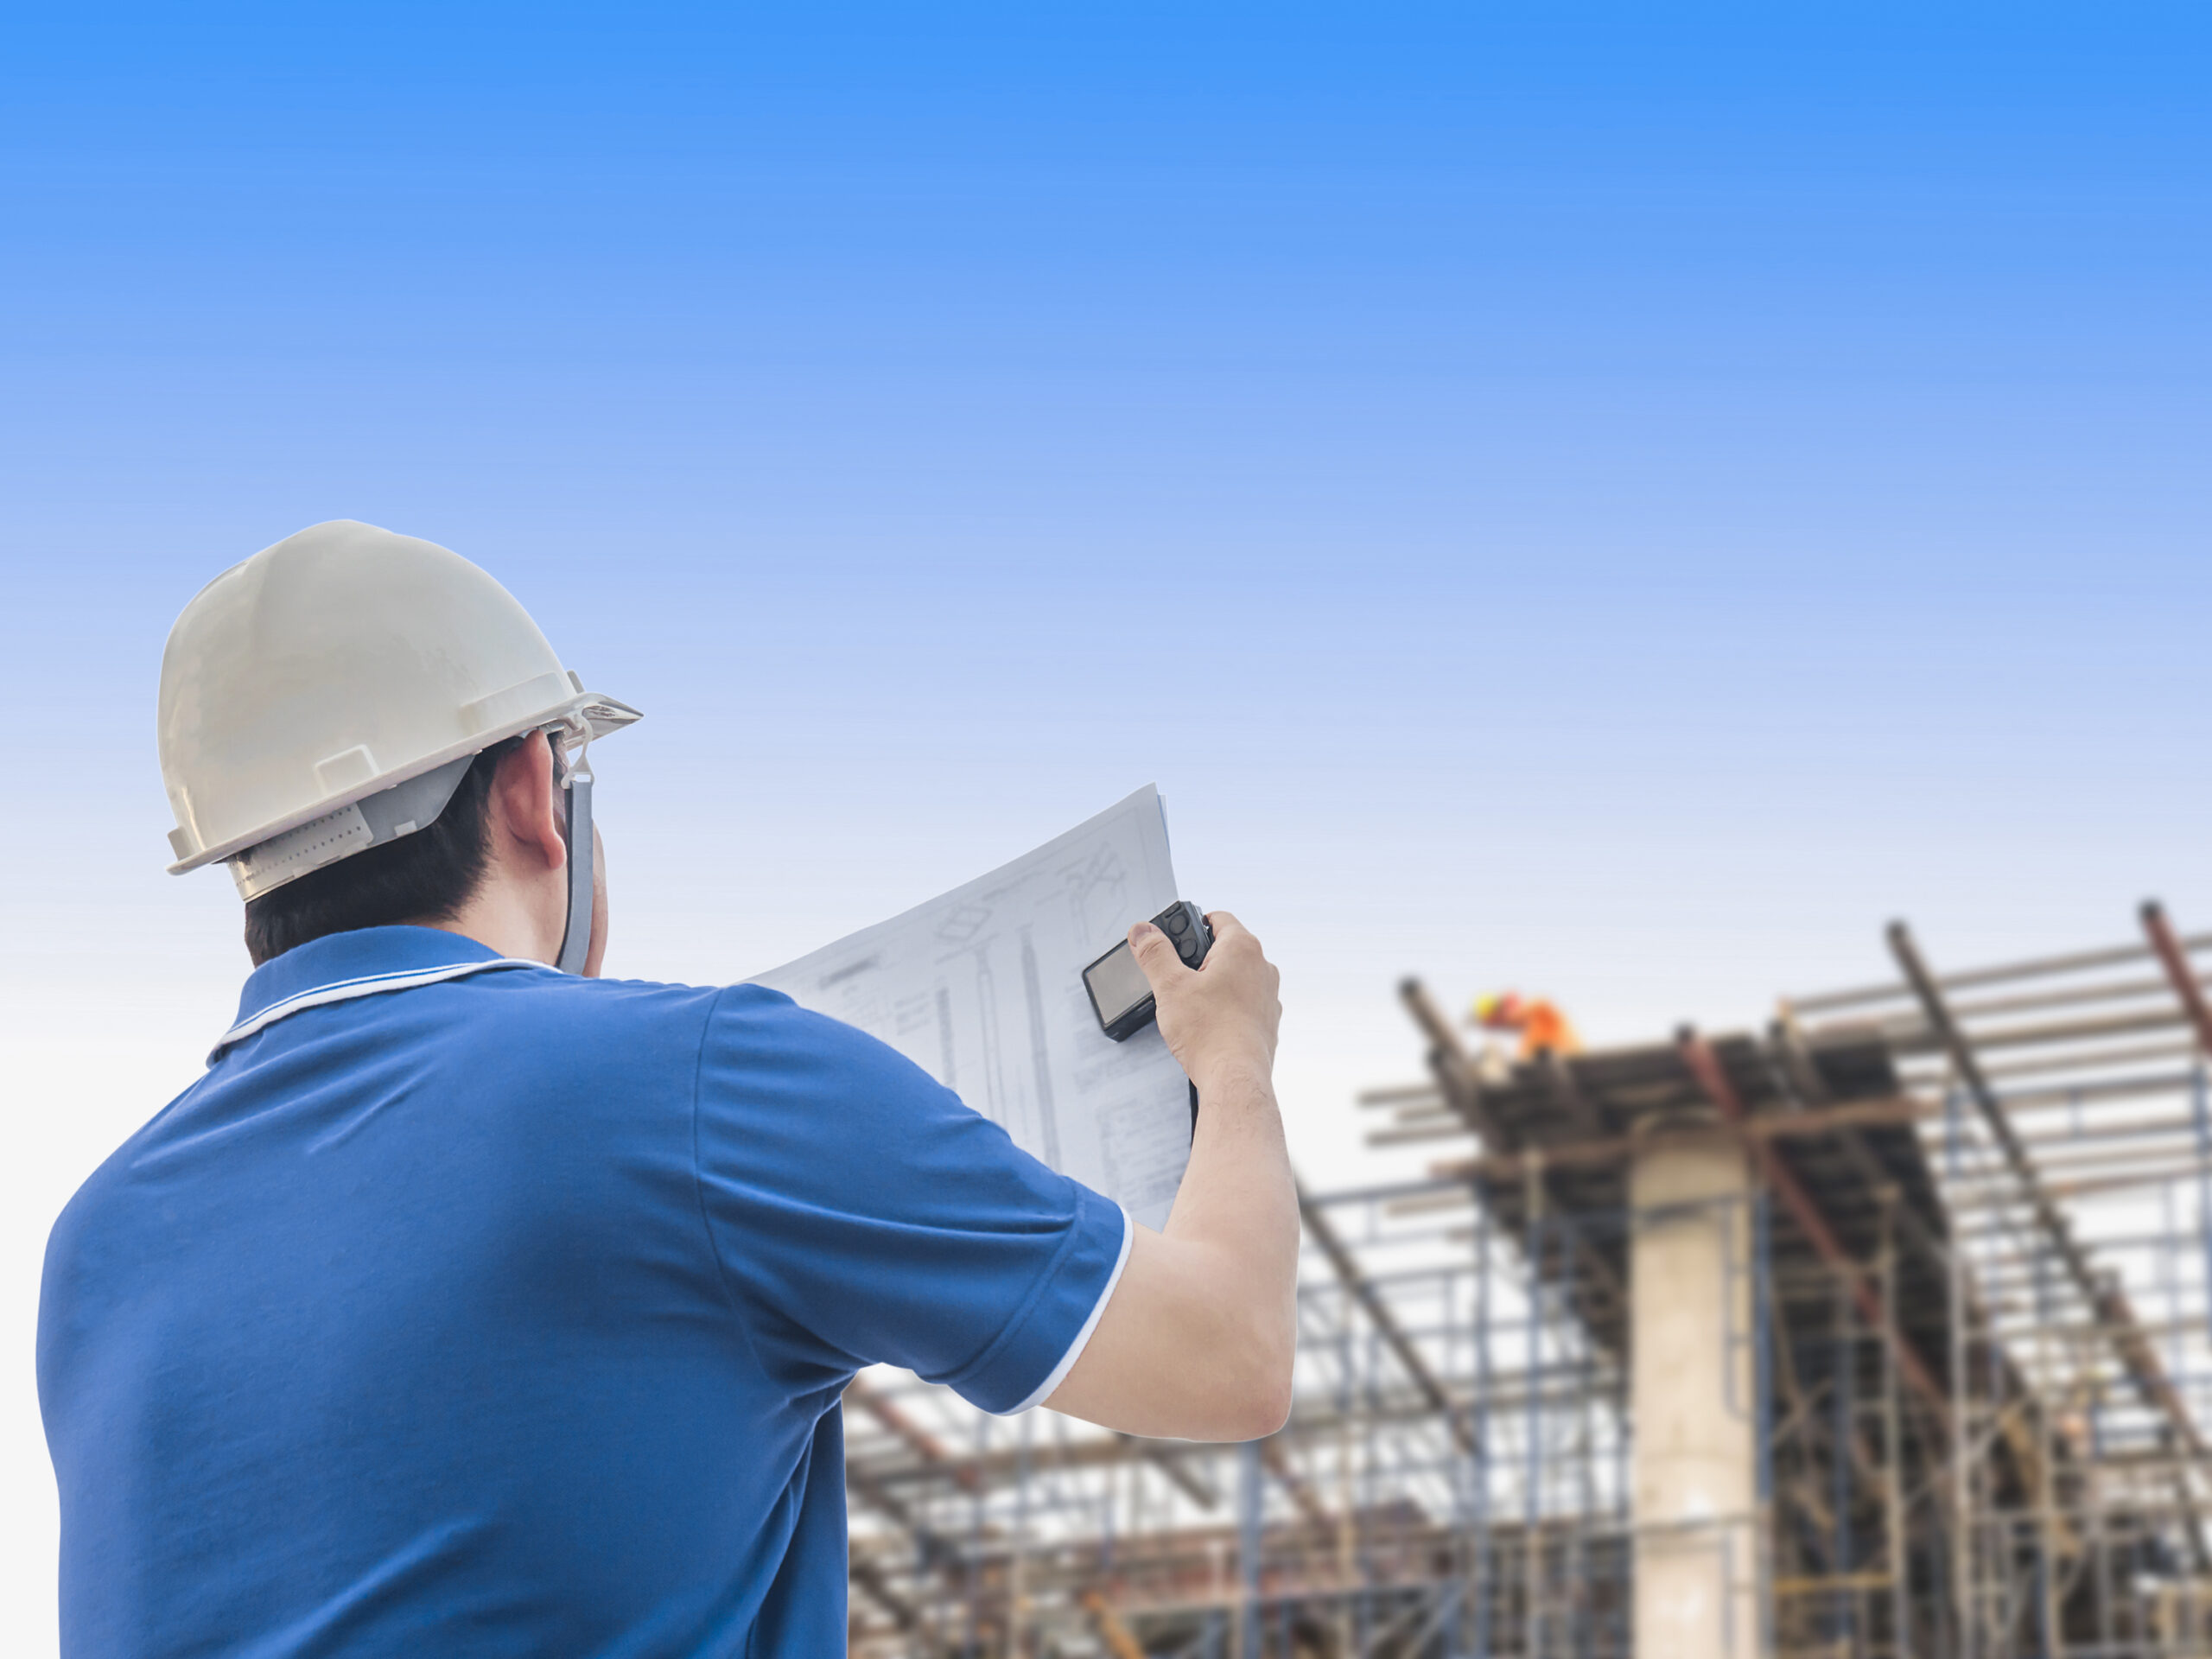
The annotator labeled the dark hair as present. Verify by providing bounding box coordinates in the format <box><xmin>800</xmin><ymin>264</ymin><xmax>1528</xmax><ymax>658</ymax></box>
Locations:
<box><xmin>242</xmin><ymin>735</ymin><xmax>531</xmax><ymax>966</ymax></box>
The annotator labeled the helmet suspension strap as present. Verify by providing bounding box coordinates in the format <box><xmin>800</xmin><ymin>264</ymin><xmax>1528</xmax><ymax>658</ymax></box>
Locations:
<box><xmin>556</xmin><ymin>730</ymin><xmax>595</xmax><ymax>976</ymax></box>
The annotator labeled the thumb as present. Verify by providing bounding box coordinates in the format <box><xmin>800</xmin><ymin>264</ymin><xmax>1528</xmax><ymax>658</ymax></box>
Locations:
<box><xmin>1128</xmin><ymin>921</ymin><xmax>1185</xmax><ymax>993</ymax></box>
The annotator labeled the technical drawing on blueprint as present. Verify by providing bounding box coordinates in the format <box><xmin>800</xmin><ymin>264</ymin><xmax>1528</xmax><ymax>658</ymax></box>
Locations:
<box><xmin>751</xmin><ymin>785</ymin><xmax>1192</xmax><ymax>1230</ymax></box>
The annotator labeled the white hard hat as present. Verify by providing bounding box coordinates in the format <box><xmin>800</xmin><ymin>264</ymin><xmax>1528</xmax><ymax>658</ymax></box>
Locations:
<box><xmin>159</xmin><ymin>520</ymin><xmax>639</xmax><ymax>908</ymax></box>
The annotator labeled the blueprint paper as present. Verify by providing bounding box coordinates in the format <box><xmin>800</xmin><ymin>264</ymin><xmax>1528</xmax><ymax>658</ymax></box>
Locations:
<box><xmin>752</xmin><ymin>786</ymin><xmax>1191</xmax><ymax>1230</ymax></box>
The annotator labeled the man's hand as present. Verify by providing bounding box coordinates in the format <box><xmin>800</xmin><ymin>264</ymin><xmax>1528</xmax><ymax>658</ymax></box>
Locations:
<box><xmin>1045</xmin><ymin>911</ymin><xmax>1298</xmax><ymax>1442</ymax></box>
<box><xmin>1128</xmin><ymin>910</ymin><xmax>1281</xmax><ymax>1090</ymax></box>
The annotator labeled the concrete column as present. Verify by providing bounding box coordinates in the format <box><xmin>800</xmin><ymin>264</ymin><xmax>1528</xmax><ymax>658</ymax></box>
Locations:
<box><xmin>1631</xmin><ymin>1120</ymin><xmax>1760</xmax><ymax>1658</ymax></box>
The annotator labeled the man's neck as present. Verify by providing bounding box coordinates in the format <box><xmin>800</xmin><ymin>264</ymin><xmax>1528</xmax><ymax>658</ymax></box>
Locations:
<box><xmin>420</xmin><ymin>873</ymin><xmax>563</xmax><ymax>965</ymax></box>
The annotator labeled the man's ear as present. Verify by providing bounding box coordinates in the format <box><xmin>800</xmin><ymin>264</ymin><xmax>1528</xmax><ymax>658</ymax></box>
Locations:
<box><xmin>487</xmin><ymin>734</ymin><xmax>569</xmax><ymax>875</ymax></box>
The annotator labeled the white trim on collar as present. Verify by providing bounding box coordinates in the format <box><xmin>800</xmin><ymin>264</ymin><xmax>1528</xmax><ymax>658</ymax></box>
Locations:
<box><xmin>212</xmin><ymin>957</ymin><xmax>545</xmax><ymax>1062</ymax></box>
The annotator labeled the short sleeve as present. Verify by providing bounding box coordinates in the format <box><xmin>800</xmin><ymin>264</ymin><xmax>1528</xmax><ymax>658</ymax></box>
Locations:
<box><xmin>691</xmin><ymin>986</ymin><xmax>1131</xmax><ymax>1414</ymax></box>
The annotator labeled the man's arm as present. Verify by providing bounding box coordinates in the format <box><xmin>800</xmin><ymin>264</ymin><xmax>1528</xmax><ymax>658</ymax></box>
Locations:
<box><xmin>1045</xmin><ymin>912</ymin><xmax>1296</xmax><ymax>1441</ymax></box>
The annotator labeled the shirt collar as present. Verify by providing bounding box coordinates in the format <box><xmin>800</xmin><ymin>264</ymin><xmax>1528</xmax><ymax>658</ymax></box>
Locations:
<box><xmin>218</xmin><ymin>926</ymin><xmax>547</xmax><ymax>1062</ymax></box>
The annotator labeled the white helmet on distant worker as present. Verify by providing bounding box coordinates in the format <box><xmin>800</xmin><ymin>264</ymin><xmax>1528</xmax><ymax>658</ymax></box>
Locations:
<box><xmin>158</xmin><ymin>519</ymin><xmax>639</xmax><ymax>969</ymax></box>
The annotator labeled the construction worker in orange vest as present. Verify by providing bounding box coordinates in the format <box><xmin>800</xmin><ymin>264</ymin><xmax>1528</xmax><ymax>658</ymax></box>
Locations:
<box><xmin>1469</xmin><ymin>990</ymin><xmax>1581</xmax><ymax>1059</ymax></box>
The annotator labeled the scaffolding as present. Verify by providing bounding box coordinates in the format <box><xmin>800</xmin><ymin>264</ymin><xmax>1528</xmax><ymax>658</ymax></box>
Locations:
<box><xmin>845</xmin><ymin>903</ymin><xmax>2212</xmax><ymax>1657</ymax></box>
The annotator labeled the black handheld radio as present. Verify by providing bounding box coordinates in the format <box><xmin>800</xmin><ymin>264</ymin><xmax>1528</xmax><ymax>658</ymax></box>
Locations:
<box><xmin>1083</xmin><ymin>901</ymin><xmax>1214</xmax><ymax>1040</ymax></box>
<box><xmin>1083</xmin><ymin>902</ymin><xmax>1213</xmax><ymax>1135</ymax></box>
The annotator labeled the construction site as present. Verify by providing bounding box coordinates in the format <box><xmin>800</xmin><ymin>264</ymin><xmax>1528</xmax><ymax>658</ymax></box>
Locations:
<box><xmin>841</xmin><ymin>902</ymin><xmax>2212</xmax><ymax>1659</ymax></box>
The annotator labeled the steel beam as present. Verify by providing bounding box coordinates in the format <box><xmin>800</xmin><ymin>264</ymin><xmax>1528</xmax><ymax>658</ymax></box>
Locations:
<box><xmin>2144</xmin><ymin>902</ymin><xmax>2212</xmax><ymax>1055</ymax></box>
<box><xmin>1426</xmin><ymin>1095</ymin><xmax>1931</xmax><ymax>1186</ymax></box>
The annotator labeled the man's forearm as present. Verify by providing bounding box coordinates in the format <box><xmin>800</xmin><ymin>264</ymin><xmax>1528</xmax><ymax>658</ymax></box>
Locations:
<box><xmin>1160</xmin><ymin>1059</ymin><xmax>1300</xmax><ymax>1425</ymax></box>
<box><xmin>1043</xmin><ymin>912</ymin><xmax>1293</xmax><ymax>1440</ymax></box>
<box><xmin>1168</xmin><ymin>1059</ymin><xmax>1300</xmax><ymax>1299</ymax></box>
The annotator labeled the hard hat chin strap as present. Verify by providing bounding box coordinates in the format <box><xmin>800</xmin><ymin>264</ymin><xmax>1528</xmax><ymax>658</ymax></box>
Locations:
<box><xmin>556</xmin><ymin>736</ymin><xmax>595</xmax><ymax>976</ymax></box>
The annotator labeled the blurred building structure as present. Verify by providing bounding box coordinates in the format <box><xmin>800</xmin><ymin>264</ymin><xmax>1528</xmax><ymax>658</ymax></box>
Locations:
<box><xmin>843</xmin><ymin>904</ymin><xmax>2212</xmax><ymax>1658</ymax></box>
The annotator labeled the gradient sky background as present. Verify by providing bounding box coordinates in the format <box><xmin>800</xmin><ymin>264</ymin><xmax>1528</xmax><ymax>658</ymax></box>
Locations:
<box><xmin>4</xmin><ymin>3</ymin><xmax>2210</xmax><ymax>1644</ymax></box>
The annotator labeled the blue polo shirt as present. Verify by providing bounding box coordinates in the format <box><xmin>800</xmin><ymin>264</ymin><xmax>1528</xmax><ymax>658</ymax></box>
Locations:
<box><xmin>37</xmin><ymin>926</ymin><xmax>1130</xmax><ymax>1656</ymax></box>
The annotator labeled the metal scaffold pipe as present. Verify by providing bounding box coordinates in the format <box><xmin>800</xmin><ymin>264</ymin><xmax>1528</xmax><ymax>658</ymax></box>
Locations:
<box><xmin>1889</xmin><ymin>919</ymin><xmax>2208</xmax><ymax>1467</ymax></box>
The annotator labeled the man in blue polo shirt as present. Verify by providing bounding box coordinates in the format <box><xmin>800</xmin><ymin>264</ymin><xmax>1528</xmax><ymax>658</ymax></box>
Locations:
<box><xmin>38</xmin><ymin>522</ymin><xmax>1296</xmax><ymax>1656</ymax></box>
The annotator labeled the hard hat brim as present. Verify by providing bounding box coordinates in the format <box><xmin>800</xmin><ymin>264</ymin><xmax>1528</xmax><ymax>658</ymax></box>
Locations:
<box><xmin>167</xmin><ymin>689</ymin><xmax>640</xmax><ymax>876</ymax></box>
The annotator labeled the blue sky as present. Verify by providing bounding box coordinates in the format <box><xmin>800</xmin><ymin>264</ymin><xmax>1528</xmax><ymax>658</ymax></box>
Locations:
<box><xmin>3</xmin><ymin>5</ymin><xmax>2210</xmax><ymax>1643</ymax></box>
